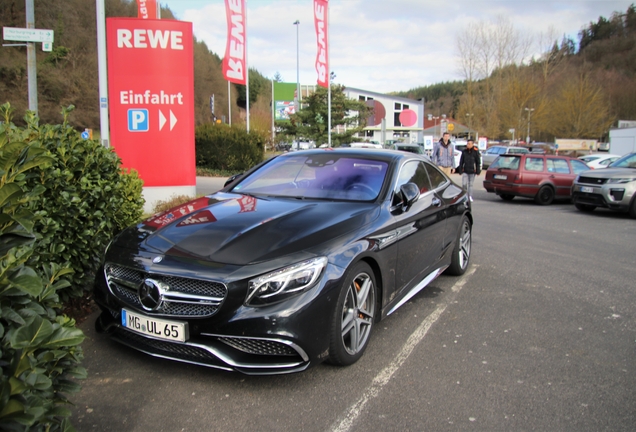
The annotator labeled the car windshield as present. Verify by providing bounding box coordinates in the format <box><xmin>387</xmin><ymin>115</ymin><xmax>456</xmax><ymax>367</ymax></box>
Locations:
<box><xmin>490</xmin><ymin>155</ymin><xmax>521</xmax><ymax>170</ymax></box>
<box><xmin>608</xmin><ymin>153</ymin><xmax>636</xmax><ymax>169</ymax></box>
<box><xmin>231</xmin><ymin>154</ymin><xmax>389</xmax><ymax>201</ymax></box>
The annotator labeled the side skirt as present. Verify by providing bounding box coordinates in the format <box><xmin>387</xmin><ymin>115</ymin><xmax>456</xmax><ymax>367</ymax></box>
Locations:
<box><xmin>385</xmin><ymin>266</ymin><xmax>448</xmax><ymax>316</ymax></box>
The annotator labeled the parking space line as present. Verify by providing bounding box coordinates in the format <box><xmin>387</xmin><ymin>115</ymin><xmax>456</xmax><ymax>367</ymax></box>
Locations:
<box><xmin>330</xmin><ymin>266</ymin><xmax>477</xmax><ymax>432</ymax></box>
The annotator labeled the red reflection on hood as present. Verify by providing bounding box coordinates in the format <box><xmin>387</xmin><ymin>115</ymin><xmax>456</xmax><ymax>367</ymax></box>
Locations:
<box><xmin>144</xmin><ymin>197</ymin><xmax>212</xmax><ymax>229</ymax></box>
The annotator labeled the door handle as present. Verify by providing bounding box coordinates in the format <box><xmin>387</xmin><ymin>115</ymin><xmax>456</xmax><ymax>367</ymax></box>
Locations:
<box><xmin>549</xmin><ymin>175</ymin><xmax>555</xmax><ymax>179</ymax></box>
<box><xmin>432</xmin><ymin>197</ymin><xmax>442</xmax><ymax>207</ymax></box>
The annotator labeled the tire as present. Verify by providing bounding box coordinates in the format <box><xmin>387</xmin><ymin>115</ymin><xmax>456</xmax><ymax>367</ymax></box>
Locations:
<box><xmin>629</xmin><ymin>197</ymin><xmax>636</xmax><ymax>219</ymax></box>
<box><xmin>575</xmin><ymin>203</ymin><xmax>596</xmax><ymax>212</ymax></box>
<box><xmin>534</xmin><ymin>185</ymin><xmax>555</xmax><ymax>205</ymax></box>
<box><xmin>499</xmin><ymin>194</ymin><xmax>515</xmax><ymax>201</ymax></box>
<box><xmin>445</xmin><ymin>216</ymin><xmax>472</xmax><ymax>276</ymax></box>
<box><xmin>328</xmin><ymin>262</ymin><xmax>377</xmax><ymax>366</ymax></box>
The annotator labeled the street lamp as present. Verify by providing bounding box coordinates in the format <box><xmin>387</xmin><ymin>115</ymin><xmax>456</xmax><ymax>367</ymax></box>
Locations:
<box><xmin>293</xmin><ymin>20</ymin><xmax>300</xmax><ymax>107</ymax></box>
<box><xmin>466</xmin><ymin>113</ymin><xmax>474</xmax><ymax>139</ymax></box>
<box><xmin>432</xmin><ymin>116</ymin><xmax>440</xmax><ymax>139</ymax></box>
<box><xmin>524</xmin><ymin>107</ymin><xmax>535</xmax><ymax>143</ymax></box>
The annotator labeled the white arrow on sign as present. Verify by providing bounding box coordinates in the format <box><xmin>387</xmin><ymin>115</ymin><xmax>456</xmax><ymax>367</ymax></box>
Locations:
<box><xmin>158</xmin><ymin>109</ymin><xmax>178</xmax><ymax>131</ymax></box>
<box><xmin>159</xmin><ymin>110</ymin><xmax>166</xmax><ymax>131</ymax></box>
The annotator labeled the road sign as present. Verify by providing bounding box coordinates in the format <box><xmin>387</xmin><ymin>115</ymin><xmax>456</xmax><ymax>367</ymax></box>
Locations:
<box><xmin>107</xmin><ymin>18</ymin><xmax>194</xmax><ymax>188</ymax></box>
<box><xmin>3</xmin><ymin>27</ymin><xmax>54</xmax><ymax>43</ymax></box>
<box><xmin>447</xmin><ymin>123</ymin><xmax>455</xmax><ymax>132</ymax></box>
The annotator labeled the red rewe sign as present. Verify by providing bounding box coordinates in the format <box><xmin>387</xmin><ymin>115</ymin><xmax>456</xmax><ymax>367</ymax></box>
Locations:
<box><xmin>314</xmin><ymin>0</ymin><xmax>329</xmax><ymax>88</ymax></box>
<box><xmin>106</xmin><ymin>18</ymin><xmax>195</xmax><ymax>187</ymax></box>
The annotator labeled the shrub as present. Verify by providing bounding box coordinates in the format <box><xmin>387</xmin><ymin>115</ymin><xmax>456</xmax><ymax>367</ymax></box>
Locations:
<box><xmin>0</xmin><ymin>109</ymin><xmax>86</xmax><ymax>431</ymax></box>
<box><xmin>1</xmin><ymin>105</ymin><xmax>145</xmax><ymax>298</ymax></box>
<box><xmin>195</xmin><ymin>123</ymin><xmax>265</xmax><ymax>172</ymax></box>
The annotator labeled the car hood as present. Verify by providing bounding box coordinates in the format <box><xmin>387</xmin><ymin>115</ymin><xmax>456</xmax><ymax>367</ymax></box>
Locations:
<box><xmin>115</xmin><ymin>192</ymin><xmax>380</xmax><ymax>266</ymax></box>
<box><xmin>579</xmin><ymin>167</ymin><xmax>636</xmax><ymax>178</ymax></box>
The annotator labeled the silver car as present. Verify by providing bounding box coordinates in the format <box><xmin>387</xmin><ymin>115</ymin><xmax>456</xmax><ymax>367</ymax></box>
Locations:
<box><xmin>482</xmin><ymin>146</ymin><xmax>529</xmax><ymax>169</ymax></box>
<box><xmin>571</xmin><ymin>152</ymin><xmax>636</xmax><ymax>217</ymax></box>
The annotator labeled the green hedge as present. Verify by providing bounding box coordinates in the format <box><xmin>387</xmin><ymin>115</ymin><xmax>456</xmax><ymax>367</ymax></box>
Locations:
<box><xmin>0</xmin><ymin>106</ymin><xmax>86</xmax><ymax>431</ymax></box>
<box><xmin>3</xmin><ymin>105</ymin><xmax>145</xmax><ymax>299</ymax></box>
<box><xmin>195</xmin><ymin>123</ymin><xmax>265</xmax><ymax>172</ymax></box>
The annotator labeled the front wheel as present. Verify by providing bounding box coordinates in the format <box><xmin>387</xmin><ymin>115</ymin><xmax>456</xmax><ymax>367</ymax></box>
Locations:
<box><xmin>445</xmin><ymin>216</ymin><xmax>472</xmax><ymax>276</ymax></box>
<box><xmin>535</xmin><ymin>185</ymin><xmax>555</xmax><ymax>205</ymax></box>
<box><xmin>328</xmin><ymin>262</ymin><xmax>377</xmax><ymax>366</ymax></box>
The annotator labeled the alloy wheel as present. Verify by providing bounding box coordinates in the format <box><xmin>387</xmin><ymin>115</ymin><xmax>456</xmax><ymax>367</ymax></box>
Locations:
<box><xmin>340</xmin><ymin>272</ymin><xmax>375</xmax><ymax>356</ymax></box>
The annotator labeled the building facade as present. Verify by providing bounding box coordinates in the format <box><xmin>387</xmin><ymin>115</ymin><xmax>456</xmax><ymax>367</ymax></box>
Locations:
<box><xmin>343</xmin><ymin>87</ymin><xmax>425</xmax><ymax>145</ymax></box>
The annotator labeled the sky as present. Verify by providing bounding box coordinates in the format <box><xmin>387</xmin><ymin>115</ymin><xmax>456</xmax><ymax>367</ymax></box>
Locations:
<box><xmin>160</xmin><ymin>0</ymin><xmax>634</xmax><ymax>93</ymax></box>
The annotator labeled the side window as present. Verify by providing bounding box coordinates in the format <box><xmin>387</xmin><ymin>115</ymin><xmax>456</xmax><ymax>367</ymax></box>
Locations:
<box><xmin>524</xmin><ymin>157</ymin><xmax>544</xmax><ymax>172</ymax></box>
<box><xmin>394</xmin><ymin>161</ymin><xmax>432</xmax><ymax>204</ymax></box>
<box><xmin>570</xmin><ymin>159</ymin><xmax>590</xmax><ymax>174</ymax></box>
<box><xmin>424</xmin><ymin>163</ymin><xmax>447</xmax><ymax>189</ymax></box>
<box><xmin>547</xmin><ymin>158</ymin><xmax>570</xmax><ymax>173</ymax></box>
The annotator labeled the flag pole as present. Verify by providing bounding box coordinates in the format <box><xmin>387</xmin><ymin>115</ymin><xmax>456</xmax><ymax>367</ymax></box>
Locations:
<box><xmin>245</xmin><ymin>0</ymin><xmax>250</xmax><ymax>132</ymax></box>
<box><xmin>327</xmin><ymin>2</ymin><xmax>331</xmax><ymax>147</ymax></box>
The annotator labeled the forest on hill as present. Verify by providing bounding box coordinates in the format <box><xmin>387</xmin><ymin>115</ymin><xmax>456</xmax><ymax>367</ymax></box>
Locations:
<box><xmin>395</xmin><ymin>5</ymin><xmax>636</xmax><ymax>141</ymax></box>
<box><xmin>2</xmin><ymin>1</ymin><xmax>635</xmax><ymax>141</ymax></box>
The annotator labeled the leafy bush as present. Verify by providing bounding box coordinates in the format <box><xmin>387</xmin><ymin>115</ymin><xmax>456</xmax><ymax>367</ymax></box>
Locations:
<box><xmin>0</xmin><ymin>110</ymin><xmax>86</xmax><ymax>431</ymax></box>
<box><xmin>1</xmin><ymin>105</ymin><xmax>145</xmax><ymax>298</ymax></box>
<box><xmin>195</xmin><ymin>123</ymin><xmax>265</xmax><ymax>172</ymax></box>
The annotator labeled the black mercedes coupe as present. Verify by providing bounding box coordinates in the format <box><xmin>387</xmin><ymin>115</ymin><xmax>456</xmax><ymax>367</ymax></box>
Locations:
<box><xmin>94</xmin><ymin>148</ymin><xmax>473</xmax><ymax>375</ymax></box>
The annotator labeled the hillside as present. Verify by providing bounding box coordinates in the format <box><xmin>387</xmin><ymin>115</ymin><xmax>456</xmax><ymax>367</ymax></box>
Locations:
<box><xmin>394</xmin><ymin>4</ymin><xmax>636</xmax><ymax>141</ymax></box>
<box><xmin>0</xmin><ymin>0</ymin><xmax>272</xmax><ymax>129</ymax></box>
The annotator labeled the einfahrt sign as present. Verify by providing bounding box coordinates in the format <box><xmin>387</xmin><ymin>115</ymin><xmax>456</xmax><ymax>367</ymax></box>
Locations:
<box><xmin>107</xmin><ymin>18</ymin><xmax>195</xmax><ymax>208</ymax></box>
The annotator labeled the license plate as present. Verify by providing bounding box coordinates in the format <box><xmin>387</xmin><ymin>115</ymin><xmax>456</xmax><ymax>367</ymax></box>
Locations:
<box><xmin>494</xmin><ymin>174</ymin><xmax>507</xmax><ymax>180</ymax></box>
<box><xmin>121</xmin><ymin>309</ymin><xmax>188</xmax><ymax>342</ymax></box>
<box><xmin>581</xmin><ymin>186</ymin><xmax>594</xmax><ymax>193</ymax></box>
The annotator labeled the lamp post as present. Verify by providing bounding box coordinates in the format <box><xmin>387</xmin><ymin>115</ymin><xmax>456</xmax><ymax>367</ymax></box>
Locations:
<box><xmin>293</xmin><ymin>20</ymin><xmax>300</xmax><ymax>107</ymax></box>
<box><xmin>524</xmin><ymin>107</ymin><xmax>535</xmax><ymax>143</ymax></box>
<box><xmin>432</xmin><ymin>116</ymin><xmax>440</xmax><ymax>140</ymax></box>
<box><xmin>293</xmin><ymin>20</ymin><xmax>300</xmax><ymax>150</ymax></box>
<box><xmin>466</xmin><ymin>113</ymin><xmax>474</xmax><ymax>139</ymax></box>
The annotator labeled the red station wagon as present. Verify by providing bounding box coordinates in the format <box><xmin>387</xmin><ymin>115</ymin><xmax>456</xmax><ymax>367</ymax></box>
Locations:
<box><xmin>483</xmin><ymin>154</ymin><xmax>590</xmax><ymax>205</ymax></box>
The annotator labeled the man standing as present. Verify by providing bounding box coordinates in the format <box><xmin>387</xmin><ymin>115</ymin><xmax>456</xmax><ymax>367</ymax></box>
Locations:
<box><xmin>456</xmin><ymin>138</ymin><xmax>481</xmax><ymax>201</ymax></box>
<box><xmin>432</xmin><ymin>132</ymin><xmax>455</xmax><ymax>176</ymax></box>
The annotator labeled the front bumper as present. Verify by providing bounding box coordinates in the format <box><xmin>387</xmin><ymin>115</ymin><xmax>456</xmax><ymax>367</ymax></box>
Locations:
<box><xmin>93</xmin><ymin>252</ymin><xmax>345</xmax><ymax>375</ymax></box>
<box><xmin>572</xmin><ymin>182</ymin><xmax>634</xmax><ymax>211</ymax></box>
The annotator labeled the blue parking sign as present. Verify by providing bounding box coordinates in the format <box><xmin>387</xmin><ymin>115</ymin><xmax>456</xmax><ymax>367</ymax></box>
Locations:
<box><xmin>128</xmin><ymin>109</ymin><xmax>149</xmax><ymax>132</ymax></box>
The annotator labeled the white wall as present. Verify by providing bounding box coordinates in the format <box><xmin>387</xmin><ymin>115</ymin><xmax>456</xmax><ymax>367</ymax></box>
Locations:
<box><xmin>609</xmin><ymin>127</ymin><xmax>636</xmax><ymax>155</ymax></box>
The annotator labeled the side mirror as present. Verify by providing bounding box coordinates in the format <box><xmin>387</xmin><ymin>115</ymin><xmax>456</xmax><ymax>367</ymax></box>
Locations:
<box><xmin>224</xmin><ymin>173</ymin><xmax>243</xmax><ymax>188</ymax></box>
<box><xmin>399</xmin><ymin>182</ymin><xmax>420</xmax><ymax>209</ymax></box>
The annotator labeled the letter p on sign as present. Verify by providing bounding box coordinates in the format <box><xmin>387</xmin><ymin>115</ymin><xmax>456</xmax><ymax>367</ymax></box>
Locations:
<box><xmin>128</xmin><ymin>109</ymin><xmax>149</xmax><ymax>132</ymax></box>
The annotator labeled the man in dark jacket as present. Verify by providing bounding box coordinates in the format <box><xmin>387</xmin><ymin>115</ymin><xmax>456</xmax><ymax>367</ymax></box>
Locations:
<box><xmin>456</xmin><ymin>139</ymin><xmax>481</xmax><ymax>201</ymax></box>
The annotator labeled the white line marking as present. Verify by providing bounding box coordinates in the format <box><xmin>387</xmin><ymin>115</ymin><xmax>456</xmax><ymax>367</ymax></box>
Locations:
<box><xmin>330</xmin><ymin>266</ymin><xmax>477</xmax><ymax>432</ymax></box>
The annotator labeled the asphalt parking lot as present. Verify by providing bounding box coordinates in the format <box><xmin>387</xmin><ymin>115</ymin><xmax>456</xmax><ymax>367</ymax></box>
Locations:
<box><xmin>71</xmin><ymin>176</ymin><xmax>636</xmax><ymax>431</ymax></box>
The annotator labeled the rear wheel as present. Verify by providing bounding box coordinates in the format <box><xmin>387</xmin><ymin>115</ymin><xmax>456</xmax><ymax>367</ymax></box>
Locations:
<box><xmin>535</xmin><ymin>185</ymin><xmax>555</xmax><ymax>205</ymax></box>
<box><xmin>328</xmin><ymin>262</ymin><xmax>376</xmax><ymax>366</ymax></box>
<box><xmin>575</xmin><ymin>203</ymin><xmax>596</xmax><ymax>212</ymax></box>
<box><xmin>499</xmin><ymin>194</ymin><xmax>515</xmax><ymax>201</ymax></box>
<box><xmin>445</xmin><ymin>216</ymin><xmax>472</xmax><ymax>276</ymax></box>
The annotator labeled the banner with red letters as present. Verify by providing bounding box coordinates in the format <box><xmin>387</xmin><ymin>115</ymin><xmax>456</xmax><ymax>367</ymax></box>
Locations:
<box><xmin>137</xmin><ymin>0</ymin><xmax>159</xmax><ymax>19</ymax></box>
<box><xmin>314</xmin><ymin>0</ymin><xmax>329</xmax><ymax>88</ymax></box>
<box><xmin>223</xmin><ymin>0</ymin><xmax>247</xmax><ymax>85</ymax></box>
<box><xmin>106</xmin><ymin>18</ymin><xmax>195</xmax><ymax>187</ymax></box>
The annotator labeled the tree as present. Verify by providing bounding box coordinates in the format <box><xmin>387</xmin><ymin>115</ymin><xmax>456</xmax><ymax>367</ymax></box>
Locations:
<box><xmin>544</xmin><ymin>73</ymin><xmax>614</xmax><ymax>138</ymax></box>
<box><xmin>278</xmin><ymin>85</ymin><xmax>371</xmax><ymax>146</ymax></box>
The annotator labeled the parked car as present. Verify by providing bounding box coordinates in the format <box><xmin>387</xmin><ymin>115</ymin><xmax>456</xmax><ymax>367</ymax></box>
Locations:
<box><xmin>394</xmin><ymin>142</ymin><xmax>425</xmax><ymax>155</ymax></box>
<box><xmin>578</xmin><ymin>153</ymin><xmax>621</xmax><ymax>169</ymax></box>
<box><xmin>482</xmin><ymin>146</ymin><xmax>529</xmax><ymax>169</ymax></box>
<box><xmin>349</xmin><ymin>142</ymin><xmax>383</xmax><ymax>149</ymax></box>
<box><xmin>483</xmin><ymin>153</ymin><xmax>590</xmax><ymax>204</ymax></box>
<box><xmin>571</xmin><ymin>152</ymin><xmax>636</xmax><ymax>217</ymax></box>
<box><xmin>94</xmin><ymin>149</ymin><xmax>473</xmax><ymax>374</ymax></box>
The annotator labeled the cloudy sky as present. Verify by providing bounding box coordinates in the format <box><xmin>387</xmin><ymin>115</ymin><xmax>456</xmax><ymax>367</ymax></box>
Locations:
<box><xmin>161</xmin><ymin>0</ymin><xmax>633</xmax><ymax>93</ymax></box>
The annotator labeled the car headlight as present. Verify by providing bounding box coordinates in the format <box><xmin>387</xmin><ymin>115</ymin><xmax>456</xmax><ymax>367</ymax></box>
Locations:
<box><xmin>607</xmin><ymin>177</ymin><xmax>636</xmax><ymax>184</ymax></box>
<box><xmin>246</xmin><ymin>257</ymin><xmax>328</xmax><ymax>306</ymax></box>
